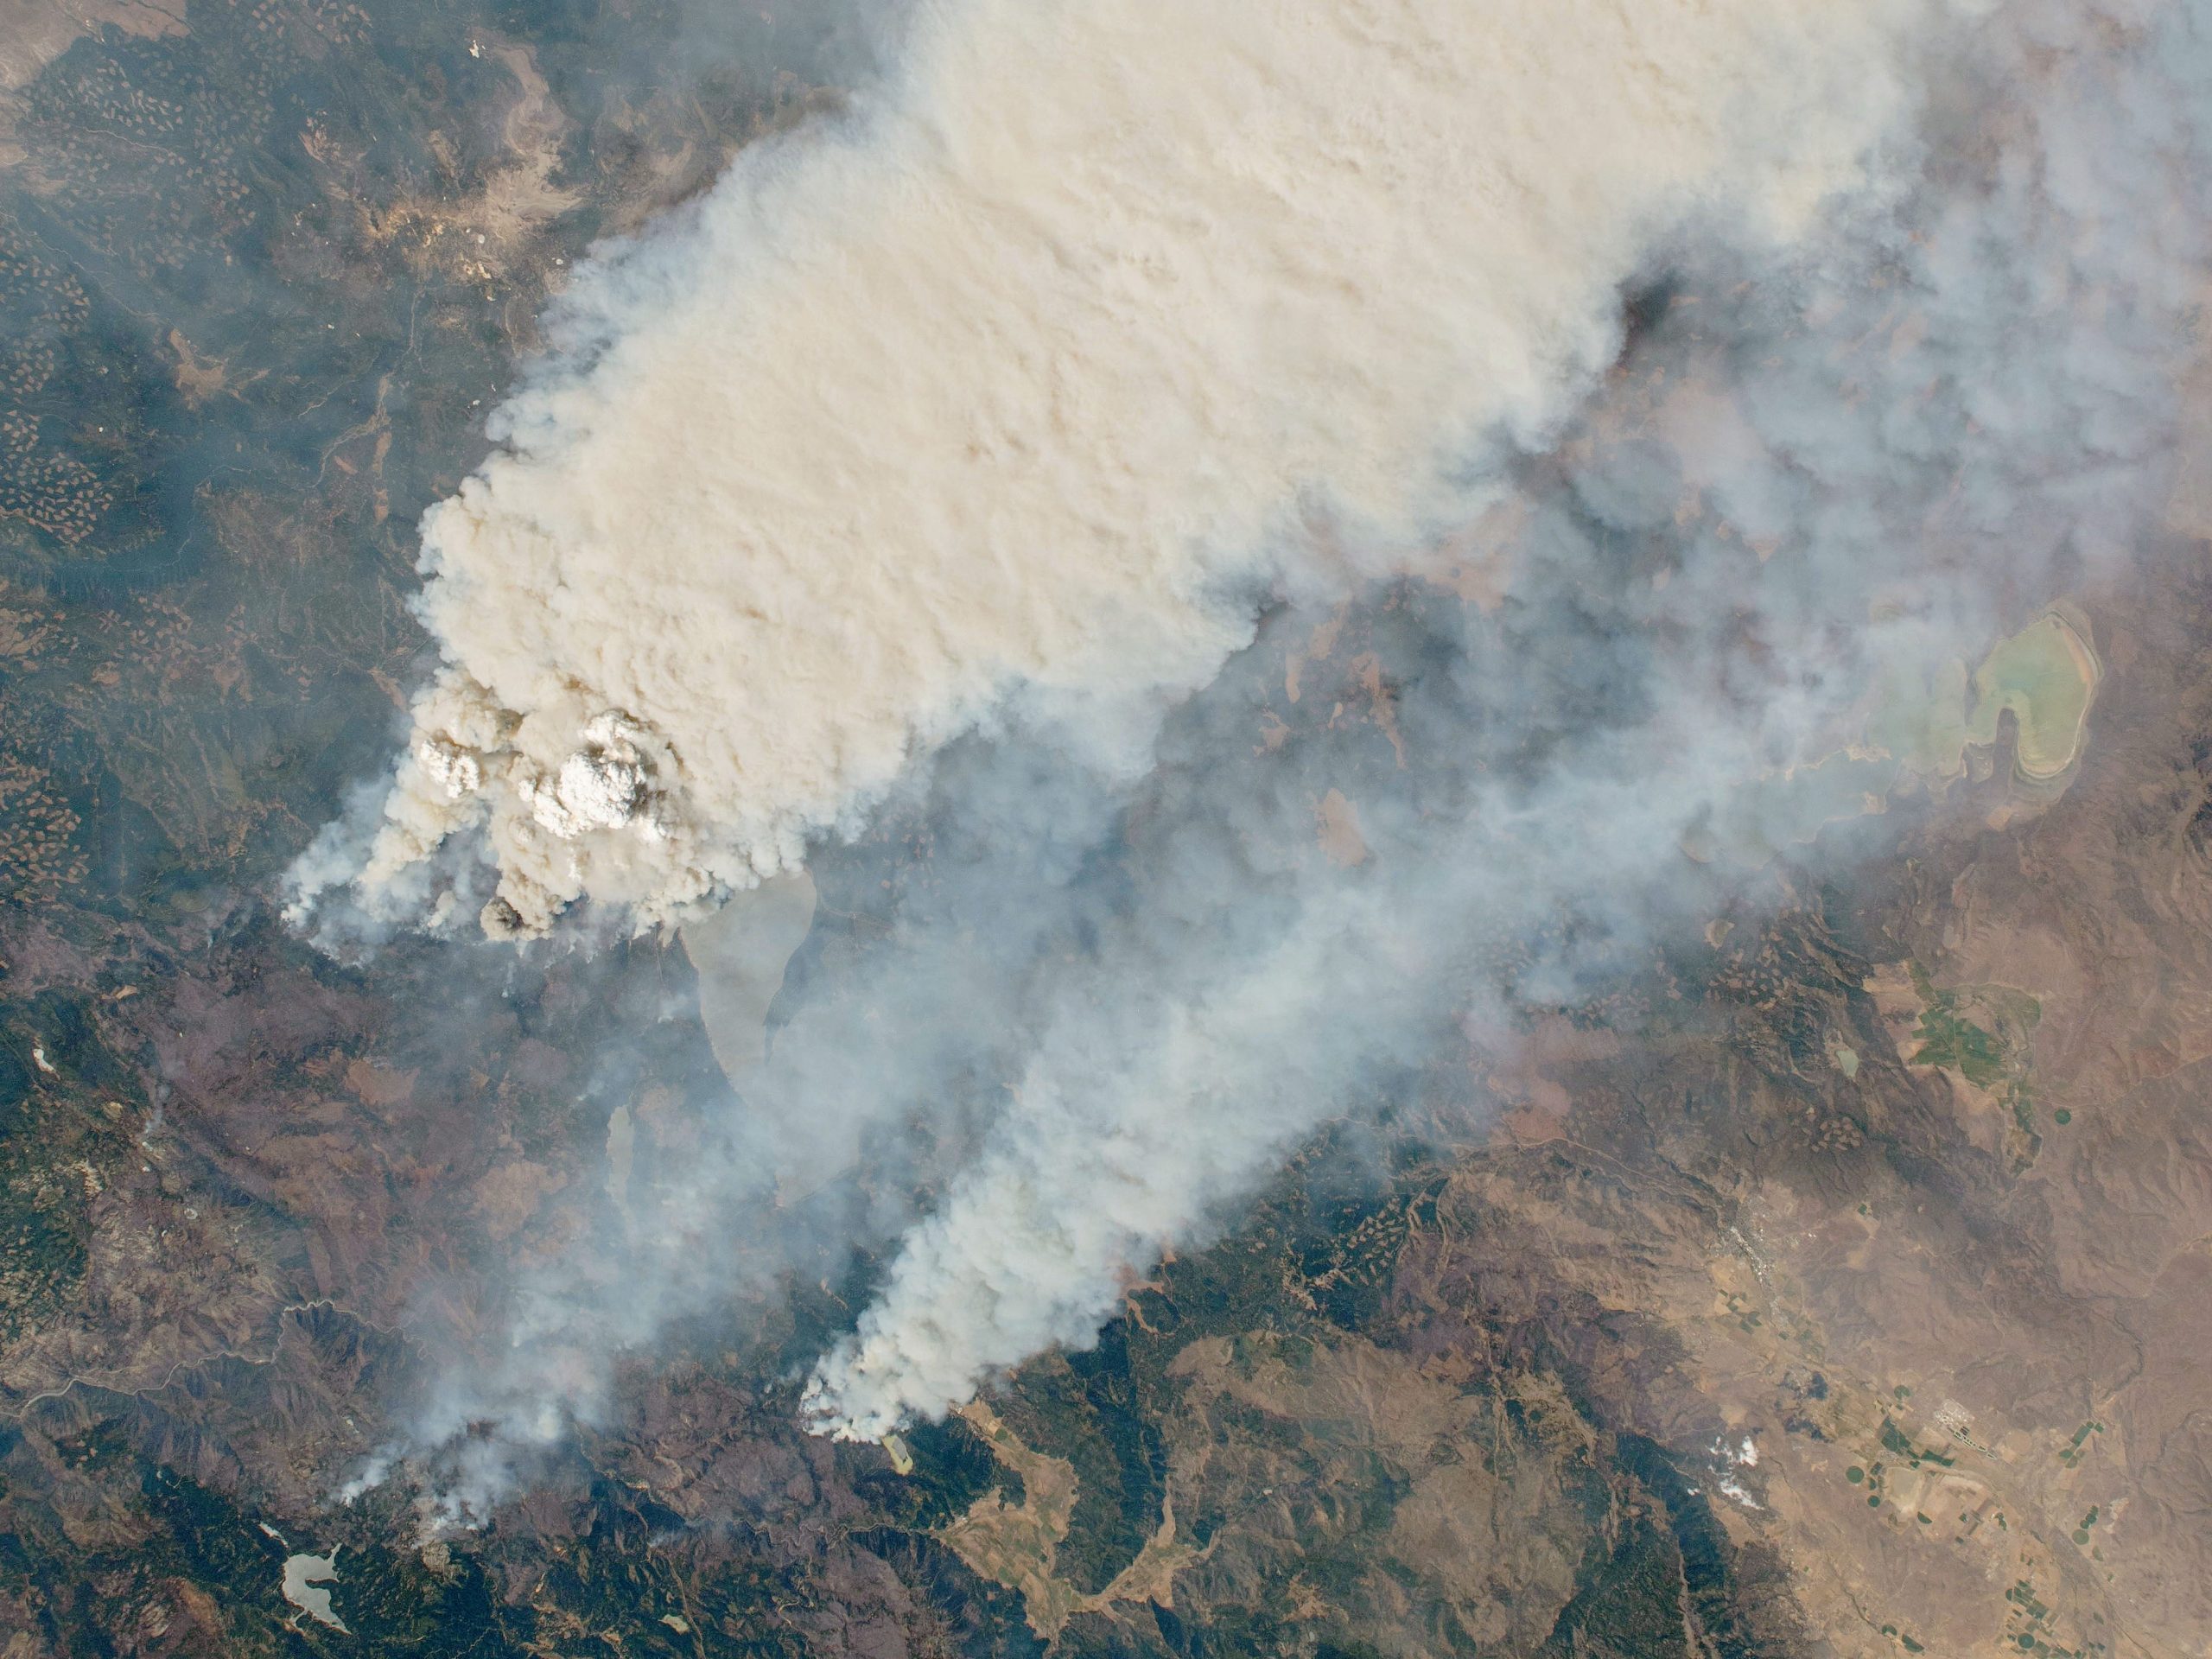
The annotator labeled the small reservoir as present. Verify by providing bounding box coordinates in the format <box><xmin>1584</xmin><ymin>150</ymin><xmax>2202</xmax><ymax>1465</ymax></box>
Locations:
<box><xmin>282</xmin><ymin>1548</ymin><xmax>351</xmax><ymax>1634</ymax></box>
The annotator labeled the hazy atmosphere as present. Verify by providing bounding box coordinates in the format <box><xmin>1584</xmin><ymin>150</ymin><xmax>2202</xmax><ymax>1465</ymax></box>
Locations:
<box><xmin>295</xmin><ymin>0</ymin><xmax>2212</xmax><ymax>1494</ymax></box>
<box><xmin>4</xmin><ymin>0</ymin><xmax>2211</xmax><ymax>1652</ymax></box>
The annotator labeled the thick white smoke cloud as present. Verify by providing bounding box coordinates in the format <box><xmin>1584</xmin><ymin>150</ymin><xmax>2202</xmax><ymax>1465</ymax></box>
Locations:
<box><xmin>800</xmin><ymin>0</ymin><xmax>2212</xmax><ymax>1439</ymax></box>
<box><xmin>311</xmin><ymin>0</ymin><xmax>2212</xmax><ymax>1507</ymax></box>
<box><xmin>293</xmin><ymin>0</ymin><xmax>1948</xmax><ymax>938</ymax></box>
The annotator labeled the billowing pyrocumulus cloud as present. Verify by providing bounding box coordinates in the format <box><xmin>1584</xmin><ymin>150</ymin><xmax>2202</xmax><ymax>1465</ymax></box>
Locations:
<box><xmin>294</xmin><ymin>0</ymin><xmax>1945</xmax><ymax>938</ymax></box>
<box><xmin>309</xmin><ymin>0</ymin><xmax>2212</xmax><ymax>1511</ymax></box>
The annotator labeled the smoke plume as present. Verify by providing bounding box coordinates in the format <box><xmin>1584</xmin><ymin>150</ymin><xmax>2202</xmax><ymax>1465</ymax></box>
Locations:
<box><xmin>303</xmin><ymin>0</ymin><xmax>2212</xmax><ymax>1504</ymax></box>
<box><xmin>294</xmin><ymin>0</ymin><xmax>1946</xmax><ymax>938</ymax></box>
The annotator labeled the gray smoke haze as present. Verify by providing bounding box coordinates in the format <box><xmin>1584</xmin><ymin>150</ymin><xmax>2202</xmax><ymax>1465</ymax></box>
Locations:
<box><xmin>309</xmin><ymin>0</ymin><xmax>2212</xmax><ymax>1517</ymax></box>
<box><xmin>293</xmin><ymin>0</ymin><xmax>1950</xmax><ymax>938</ymax></box>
